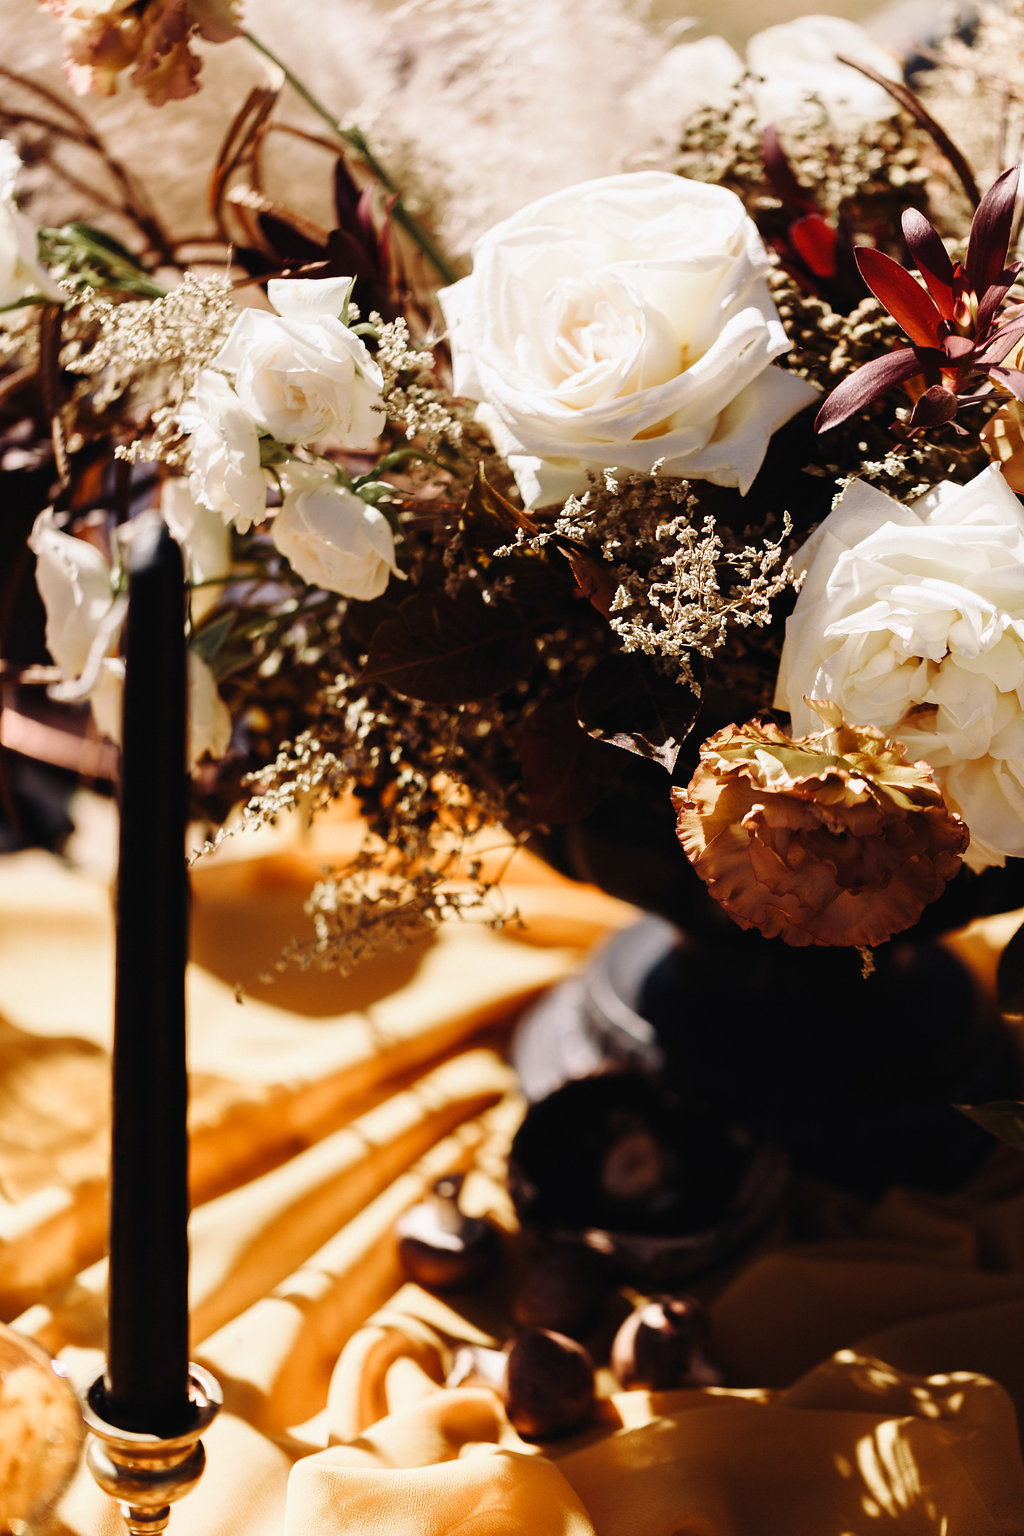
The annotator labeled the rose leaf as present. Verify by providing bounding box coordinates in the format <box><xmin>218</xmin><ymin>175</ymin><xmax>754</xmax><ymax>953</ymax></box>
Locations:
<box><xmin>576</xmin><ymin>653</ymin><xmax>701</xmax><ymax>775</ymax></box>
<box><xmin>358</xmin><ymin>590</ymin><xmax>536</xmax><ymax>702</ymax></box>
<box><xmin>954</xmin><ymin>1100</ymin><xmax>1024</xmax><ymax>1152</ymax></box>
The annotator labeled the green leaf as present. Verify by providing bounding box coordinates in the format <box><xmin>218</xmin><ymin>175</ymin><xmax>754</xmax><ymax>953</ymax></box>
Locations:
<box><xmin>575</xmin><ymin>652</ymin><xmax>701</xmax><ymax>774</ymax></box>
<box><xmin>358</xmin><ymin>590</ymin><xmax>536</xmax><ymax>702</ymax></box>
<box><xmin>955</xmin><ymin>1100</ymin><xmax>1024</xmax><ymax>1151</ymax></box>
<box><xmin>996</xmin><ymin>917</ymin><xmax>1024</xmax><ymax>1019</ymax></box>
<box><xmin>190</xmin><ymin>611</ymin><xmax>235</xmax><ymax>666</ymax></box>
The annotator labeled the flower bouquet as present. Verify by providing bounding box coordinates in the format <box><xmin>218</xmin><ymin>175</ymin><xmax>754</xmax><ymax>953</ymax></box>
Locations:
<box><xmin>4</xmin><ymin>1</ymin><xmax>1024</xmax><ymax>1204</ymax></box>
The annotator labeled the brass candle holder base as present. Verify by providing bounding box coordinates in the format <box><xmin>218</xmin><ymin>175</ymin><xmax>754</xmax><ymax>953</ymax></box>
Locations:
<box><xmin>80</xmin><ymin>1366</ymin><xmax>221</xmax><ymax>1534</ymax></box>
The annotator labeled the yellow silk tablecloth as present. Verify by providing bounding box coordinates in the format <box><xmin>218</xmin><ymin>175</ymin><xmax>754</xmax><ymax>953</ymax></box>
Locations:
<box><xmin>3</xmin><ymin>809</ymin><xmax>1024</xmax><ymax>1536</ymax></box>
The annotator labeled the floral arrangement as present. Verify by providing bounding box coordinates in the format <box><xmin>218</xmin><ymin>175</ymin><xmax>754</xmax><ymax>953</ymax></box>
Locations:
<box><xmin>7</xmin><ymin>0</ymin><xmax>1024</xmax><ymax>1014</ymax></box>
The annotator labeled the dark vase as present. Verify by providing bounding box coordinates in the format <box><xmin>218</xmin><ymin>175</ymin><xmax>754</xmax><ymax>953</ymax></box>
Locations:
<box><xmin>517</xmin><ymin>784</ymin><xmax>1023</xmax><ymax>1202</ymax></box>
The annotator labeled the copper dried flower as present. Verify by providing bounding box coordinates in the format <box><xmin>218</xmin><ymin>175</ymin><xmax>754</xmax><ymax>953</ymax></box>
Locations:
<box><xmin>672</xmin><ymin>703</ymin><xmax>968</xmax><ymax>947</ymax></box>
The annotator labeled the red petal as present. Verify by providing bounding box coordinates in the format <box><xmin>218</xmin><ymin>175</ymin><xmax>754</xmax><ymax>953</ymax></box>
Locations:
<box><xmin>855</xmin><ymin>247</ymin><xmax>943</xmax><ymax>347</ymax></box>
<box><xmin>790</xmin><ymin>214</ymin><xmax>838</xmax><ymax>278</ymax></box>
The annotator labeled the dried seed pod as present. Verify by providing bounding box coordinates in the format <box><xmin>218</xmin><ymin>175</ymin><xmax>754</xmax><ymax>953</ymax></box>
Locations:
<box><xmin>395</xmin><ymin>1173</ymin><xmax>499</xmax><ymax>1289</ymax></box>
<box><xmin>610</xmin><ymin>1295</ymin><xmax>721</xmax><ymax>1390</ymax></box>
<box><xmin>503</xmin><ymin>1329</ymin><xmax>596</xmax><ymax>1440</ymax></box>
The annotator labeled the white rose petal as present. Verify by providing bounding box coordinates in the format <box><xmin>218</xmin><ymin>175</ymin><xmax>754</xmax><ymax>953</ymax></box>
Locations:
<box><xmin>272</xmin><ymin>469</ymin><xmax>401</xmax><ymax>601</ymax></box>
<box><xmin>187</xmin><ymin>652</ymin><xmax>232</xmax><ymax>768</ymax></box>
<box><xmin>178</xmin><ymin>370</ymin><xmax>267</xmax><ymax>533</ymax></box>
<box><xmin>0</xmin><ymin>140</ymin><xmax>63</xmax><ymax>307</ymax></box>
<box><xmin>160</xmin><ymin>475</ymin><xmax>232</xmax><ymax>622</ymax></box>
<box><xmin>28</xmin><ymin>507</ymin><xmax>119</xmax><ymax>681</ymax></box>
<box><xmin>746</xmin><ymin>16</ymin><xmax>904</xmax><ymax>129</ymax></box>
<box><xmin>775</xmin><ymin>464</ymin><xmax>1024</xmax><ymax>872</ymax></box>
<box><xmin>439</xmin><ymin>171</ymin><xmax>818</xmax><ymax>507</ymax></box>
<box><xmin>212</xmin><ymin>278</ymin><xmax>385</xmax><ymax>449</ymax></box>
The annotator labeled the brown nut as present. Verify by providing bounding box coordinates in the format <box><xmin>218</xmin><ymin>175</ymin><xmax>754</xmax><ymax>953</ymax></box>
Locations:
<box><xmin>396</xmin><ymin>1173</ymin><xmax>499</xmax><ymax>1289</ymax></box>
<box><xmin>610</xmin><ymin>1295</ymin><xmax>718</xmax><ymax>1391</ymax></box>
<box><xmin>503</xmin><ymin>1329</ymin><xmax>595</xmax><ymax>1440</ymax></box>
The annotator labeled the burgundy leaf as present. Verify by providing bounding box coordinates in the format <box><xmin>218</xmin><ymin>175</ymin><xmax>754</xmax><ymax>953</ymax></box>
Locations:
<box><xmin>761</xmin><ymin>125</ymin><xmax>816</xmax><ymax>217</ymax></box>
<box><xmin>855</xmin><ymin>247</ymin><xmax>943</xmax><ymax>347</ymax></box>
<box><xmin>901</xmin><ymin>207</ymin><xmax>956</xmax><ymax>321</ymax></box>
<box><xmin>975</xmin><ymin>264</ymin><xmax>1023</xmax><ymax>337</ymax></box>
<box><xmin>908</xmin><ymin>385</ymin><xmax>959</xmax><ymax>429</ymax></box>
<box><xmin>815</xmin><ymin>347</ymin><xmax>925</xmax><ymax>433</ymax></box>
<box><xmin>966</xmin><ymin>166</ymin><xmax>1020</xmax><ymax>299</ymax></box>
<box><xmin>976</xmin><ymin>315</ymin><xmax>1024</xmax><ymax>366</ymax></box>
<box><xmin>943</xmin><ymin>334</ymin><xmax>975</xmax><ymax>360</ymax></box>
<box><xmin>988</xmin><ymin>366</ymin><xmax>1024</xmax><ymax>403</ymax></box>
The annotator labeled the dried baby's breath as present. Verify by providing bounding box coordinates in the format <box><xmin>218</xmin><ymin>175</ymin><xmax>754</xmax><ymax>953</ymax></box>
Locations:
<box><xmin>60</xmin><ymin>272</ymin><xmax>235</xmax><ymax>459</ymax></box>
<box><xmin>373</xmin><ymin>313</ymin><xmax>464</xmax><ymax>452</ymax></box>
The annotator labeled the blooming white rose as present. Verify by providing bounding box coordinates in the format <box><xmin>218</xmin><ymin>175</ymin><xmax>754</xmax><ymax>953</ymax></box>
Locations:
<box><xmin>0</xmin><ymin>140</ymin><xmax>63</xmax><ymax>306</ymax></box>
<box><xmin>439</xmin><ymin>172</ymin><xmax>818</xmax><ymax>508</ymax></box>
<box><xmin>271</xmin><ymin>463</ymin><xmax>401</xmax><ymax>600</ymax></box>
<box><xmin>178</xmin><ymin>369</ymin><xmax>266</xmax><ymax>533</ymax></box>
<box><xmin>775</xmin><ymin>465</ymin><xmax>1024</xmax><ymax>872</ymax></box>
<box><xmin>746</xmin><ymin>16</ymin><xmax>903</xmax><ymax>128</ymax></box>
<box><xmin>29</xmin><ymin>507</ymin><xmax>231</xmax><ymax>767</ymax></box>
<box><xmin>211</xmin><ymin>277</ymin><xmax>386</xmax><ymax>449</ymax></box>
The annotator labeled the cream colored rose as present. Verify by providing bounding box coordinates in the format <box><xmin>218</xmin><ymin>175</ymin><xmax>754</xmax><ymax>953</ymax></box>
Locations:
<box><xmin>271</xmin><ymin>465</ymin><xmax>401</xmax><ymax>601</ymax></box>
<box><xmin>0</xmin><ymin>141</ymin><xmax>62</xmax><ymax>306</ymax></box>
<box><xmin>775</xmin><ymin>465</ymin><xmax>1024</xmax><ymax>871</ymax></box>
<box><xmin>438</xmin><ymin>172</ymin><xmax>817</xmax><ymax>508</ymax></box>
<box><xmin>212</xmin><ymin>277</ymin><xmax>385</xmax><ymax>449</ymax></box>
<box><xmin>178</xmin><ymin>370</ymin><xmax>266</xmax><ymax>534</ymax></box>
<box><xmin>29</xmin><ymin>508</ymin><xmax>230</xmax><ymax>767</ymax></box>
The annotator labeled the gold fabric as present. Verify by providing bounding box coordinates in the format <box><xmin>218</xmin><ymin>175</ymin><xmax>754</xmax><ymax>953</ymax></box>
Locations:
<box><xmin>2</xmin><ymin>814</ymin><xmax>1024</xmax><ymax>1535</ymax></box>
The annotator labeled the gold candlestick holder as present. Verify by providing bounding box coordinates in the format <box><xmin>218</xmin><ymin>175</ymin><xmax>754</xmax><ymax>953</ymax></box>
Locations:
<box><xmin>80</xmin><ymin>1365</ymin><xmax>221</xmax><ymax>1534</ymax></box>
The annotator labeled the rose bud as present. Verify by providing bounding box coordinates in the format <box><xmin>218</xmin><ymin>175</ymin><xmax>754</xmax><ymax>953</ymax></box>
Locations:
<box><xmin>395</xmin><ymin>1173</ymin><xmax>499</xmax><ymax>1289</ymax></box>
<box><xmin>611</xmin><ymin>1296</ymin><xmax>722</xmax><ymax>1391</ymax></box>
<box><xmin>503</xmin><ymin>1329</ymin><xmax>596</xmax><ymax>1440</ymax></box>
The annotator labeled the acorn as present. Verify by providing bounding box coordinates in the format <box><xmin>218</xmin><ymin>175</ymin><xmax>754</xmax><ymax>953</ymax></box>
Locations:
<box><xmin>503</xmin><ymin>1329</ymin><xmax>596</xmax><ymax>1440</ymax></box>
<box><xmin>610</xmin><ymin>1295</ymin><xmax>722</xmax><ymax>1391</ymax></box>
<box><xmin>445</xmin><ymin>1330</ymin><xmax>596</xmax><ymax>1440</ymax></box>
<box><xmin>395</xmin><ymin>1173</ymin><xmax>499</xmax><ymax>1289</ymax></box>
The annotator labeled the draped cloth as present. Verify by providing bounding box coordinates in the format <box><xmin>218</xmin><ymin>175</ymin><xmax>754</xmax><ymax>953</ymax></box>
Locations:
<box><xmin>2</xmin><ymin>808</ymin><xmax>1024</xmax><ymax>1535</ymax></box>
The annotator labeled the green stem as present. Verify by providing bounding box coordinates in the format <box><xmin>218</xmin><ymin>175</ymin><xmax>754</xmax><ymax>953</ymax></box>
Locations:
<box><xmin>243</xmin><ymin>30</ymin><xmax>461</xmax><ymax>287</ymax></box>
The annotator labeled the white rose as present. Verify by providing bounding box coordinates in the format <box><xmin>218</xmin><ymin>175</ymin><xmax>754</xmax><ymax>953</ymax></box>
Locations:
<box><xmin>29</xmin><ymin>507</ymin><xmax>231</xmax><ymax>767</ymax></box>
<box><xmin>746</xmin><ymin>16</ymin><xmax>903</xmax><ymax>129</ymax></box>
<box><xmin>775</xmin><ymin>465</ymin><xmax>1024</xmax><ymax>872</ymax></box>
<box><xmin>178</xmin><ymin>369</ymin><xmax>266</xmax><ymax>533</ymax></box>
<box><xmin>271</xmin><ymin>464</ymin><xmax>401</xmax><ymax>600</ymax></box>
<box><xmin>438</xmin><ymin>172</ymin><xmax>818</xmax><ymax>508</ymax></box>
<box><xmin>211</xmin><ymin>277</ymin><xmax>386</xmax><ymax>449</ymax></box>
<box><xmin>0</xmin><ymin>140</ymin><xmax>63</xmax><ymax>307</ymax></box>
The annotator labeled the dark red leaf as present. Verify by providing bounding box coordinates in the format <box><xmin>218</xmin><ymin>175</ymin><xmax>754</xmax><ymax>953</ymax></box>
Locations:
<box><xmin>815</xmin><ymin>347</ymin><xmax>925</xmax><ymax>433</ymax></box>
<box><xmin>908</xmin><ymin>385</ymin><xmax>959</xmax><ymax>429</ymax></box>
<box><xmin>901</xmin><ymin>207</ymin><xmax>956</xmax><ymax>320</ymax></box>
<box><xmin>518</xmin><ymin>697</ymin><xmax>608</xmax><ymax>825</ymax></box>
<box><xmin>358</xmin><ymin>590</ymin><xmax>536</xmax><ymax>702</ymax></box>
<box><xmin>987</xmin><ymin>366</ymin><xmax>1024</xmax><ymax>403</ymax></box>
<box><xmin>943</xmin><ymin>334</ymin><xmax>975</xmax><ymax>361</ymax></box>
<box><xmin>966</xmin><ymin>166</ymin><xmax>1020</xmax><ymax>299</ymax></box>
<box><xmin>855</xmin><ymin>247</ymin><xmax>943</xmax><ymax>346</ymax></box>
<box><xmin>761</xmin><ymin>125</ymin><xmax>816</xmax><ymax>217</ymax></box>
<box><xmin>975</xmin><ymin>264</ymin><xmax>1023</xmax><ymax>337</ymax></box>
<box><xmin>976</xmin><ymin>314</ymin><xmax>1024</xmax><ymax>366</ymax></box>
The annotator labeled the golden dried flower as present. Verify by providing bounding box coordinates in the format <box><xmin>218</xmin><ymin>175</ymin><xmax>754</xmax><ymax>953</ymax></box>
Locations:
<box><xmin>671</xmin><ymin>703</ymin><xmax>968</xmax><ymax>947</ymax></box>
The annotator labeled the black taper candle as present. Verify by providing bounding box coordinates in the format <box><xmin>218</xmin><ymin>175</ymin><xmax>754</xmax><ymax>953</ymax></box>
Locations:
<box><xmin>105</xmin><ymin>512</ymin><xmax>193</xmax><ymax>1436</ymax></box>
